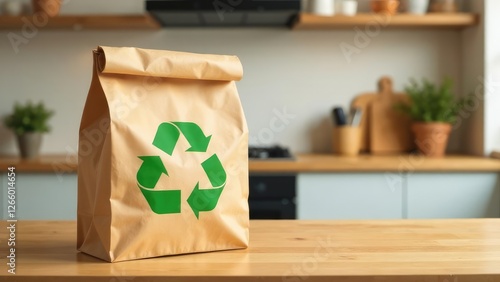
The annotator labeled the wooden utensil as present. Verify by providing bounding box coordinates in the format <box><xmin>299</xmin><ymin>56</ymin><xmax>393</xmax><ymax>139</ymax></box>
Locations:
<box><xmin>369</xmin><ymin>77</ymin><xmax>413</xmax><ymax>154</ymax></box>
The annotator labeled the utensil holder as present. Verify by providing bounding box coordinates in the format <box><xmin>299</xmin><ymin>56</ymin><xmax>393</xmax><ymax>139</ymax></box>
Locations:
<box><xmin>333</xmin><ymin>126</ymin><xmax>361</xmax><ymax>156</ymax></box>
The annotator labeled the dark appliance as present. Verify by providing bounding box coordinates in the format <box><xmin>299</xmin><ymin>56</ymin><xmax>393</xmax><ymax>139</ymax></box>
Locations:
<box><xmin>249</xmin><ymin>145</ymin><xmax>294</xmax><ymax>160</ymax></box>
<box><xmin>249</xmin><ymin>175</ymin><xmax>296</xmax><ymax>219</ymax></box>
<box><xmin>146</xmin><ymin>0</ymin><xmax>301</xmax><ymax>27</ymax></box>
<box><xmin>248</xmin><ymin>145</ymin><xmax>296</xmax><ymax>219</ymax></box>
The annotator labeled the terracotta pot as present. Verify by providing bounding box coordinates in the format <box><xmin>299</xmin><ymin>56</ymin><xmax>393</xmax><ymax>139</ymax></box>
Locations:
<box><xmin>412</xmin><ymin>122</ymin><xmax>452</xmax><ymax>158</ymax></box>
<box><xmin>32</xmin><ymin>0</ymin><xmax>61</xmax><ymax>17</ymax></box>
<box><xmin>371</xmin><ymin>0</ymin><xmax>400</xmax><ymax>15</ymax></box>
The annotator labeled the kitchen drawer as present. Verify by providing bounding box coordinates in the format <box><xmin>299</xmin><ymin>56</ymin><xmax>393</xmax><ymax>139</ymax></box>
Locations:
<box><xmin>407</xmin><ymin>173</ymin><xmax>500</xmax><ymax>218</ymax></box>
<box><xmin>297</xmin><ymin>173</ymin><xmax>403</xmax><ymax>220</ymax></box>
<box><xmin>2</xmin><ymin>173</ymin><xmax>77</xmax><ymax>220</ymax></box>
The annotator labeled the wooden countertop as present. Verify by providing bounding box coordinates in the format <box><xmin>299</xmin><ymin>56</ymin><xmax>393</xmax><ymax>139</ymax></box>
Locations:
<box><xmin>2</xmin><ymin>154</ymin><xmax>500</xmax><ymax>173</ymax></box>
<box><xmin>249</xmin><ymin>154</ymin><xmax>500</xmax><ymax>173</ymax></box>
<box><xmin>2</xmin><ymin>220</ymin><xmax>500</xmax><ymax>281</ymax></box>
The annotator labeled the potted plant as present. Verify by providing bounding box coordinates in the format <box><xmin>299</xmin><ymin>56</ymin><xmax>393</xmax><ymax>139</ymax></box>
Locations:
<box><xmin>4</xmin><ymin>101</ymin><xmax>54</xmax><ymax>159</ymax></box>
<box><xmin>397</xmin><ymin>78</ymin><xmax>466</xmax><ymax>157</ymax></box>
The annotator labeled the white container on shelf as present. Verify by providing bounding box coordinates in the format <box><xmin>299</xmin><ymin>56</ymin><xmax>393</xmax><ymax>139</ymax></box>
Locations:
<box><xmin>403</xmin><ymin>0</ymin><xmax>430</xmax><ymax>14</ymax></box>
<box><xmin>2</xmin><ymin>0</ymin><xmax>24</xmax><ymax>16</ymax></box>
<box><xmin>340</xmin><ymin>0</ymin><xmax>358</xmax><ymax>16</ymax></box>
<box><xmin>310</xmin><ymin>0</ymin><xmax>335</xmax><ymax>16</ymax></box>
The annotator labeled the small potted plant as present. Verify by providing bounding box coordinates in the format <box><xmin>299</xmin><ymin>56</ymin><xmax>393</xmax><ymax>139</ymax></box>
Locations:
<box><xmin>397</xmin><ymin>78</ymin><xmax>466</xmax><ymax>157</ymax></box>
<box><xmin>4</xmin><ymin>101</ymin><xmax>54</xmax><ymax>159</ymax></box>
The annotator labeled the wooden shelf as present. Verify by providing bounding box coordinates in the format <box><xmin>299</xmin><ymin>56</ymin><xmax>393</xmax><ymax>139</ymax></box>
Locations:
<box><xmin>293</xmin><ymin>13</ymin><xmax>479</xmax><ymax>30</ymax></box>
<box><xmin>0</xmin><ymin>14</ymin><xmax>161</xmax><ymax>30</ymax></box>
<box><xmin>2</xmin><ymin>154</ymin><xmax>499</xmax><ymax>173</ymax></box>
<box><xmin>0</xmin><ymin>13</ymin><xmax>478</xmax><ymax>30</ymax></box>
<box><xmin>0</xmin><ymin>155</ymin><xmax>77</xmax><ymax>173</ymax></box>
<box><xmin>249</xmin><ymin>154</ymin><xmax>500</xmax><ymax>173</ymax></box>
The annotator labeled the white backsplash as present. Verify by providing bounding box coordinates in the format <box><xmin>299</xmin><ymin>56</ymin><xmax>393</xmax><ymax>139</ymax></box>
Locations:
<box><xmin>0</xmin><ymin>0</ymin><xmax>466</xmax><ymax>155</ymax></box>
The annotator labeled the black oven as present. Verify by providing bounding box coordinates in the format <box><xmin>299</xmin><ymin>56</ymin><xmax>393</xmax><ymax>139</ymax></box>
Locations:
<box><xmin>249</xmin><ymin>175</ymin><xmax>296</xmax><ymax>219</ymax></box>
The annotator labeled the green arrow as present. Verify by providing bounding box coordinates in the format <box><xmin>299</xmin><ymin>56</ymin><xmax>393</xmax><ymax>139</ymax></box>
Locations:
<box><xmin>202</xmin><ymin>154</ymin><xmax>227</xmax><ymax>187</ymax></box>
<box><xmin>187</xmin><ymin>154</ymin><xmax>226</xmax><ymax>219</ymax></box>
<box><xmin>136</xmin><ymin>156</ymin><xmax>181</xmax><ymax>214</ymax></box>
<box><xmin>187</xmin><ymin>183</ymin><xmax>224</xmax><ymax>219</ymax></box>
<box><xmin>153</xmin><ymin>123</ymin><xmax>180</xmax><ymax>156</ymax></box>
<box><xmin>137</xmin><ymin>156</ymin><xmax>168</xmax><ymax>188</ymax></box>
<box><xmin>138</xmin><ymin>185</ymin><xmax>181</xmax><ymax>214</ymax></box>
<box><xmin>172</xmin><ymin>122</ymin><xmax>212</xmax><ymax>152</ymax></box>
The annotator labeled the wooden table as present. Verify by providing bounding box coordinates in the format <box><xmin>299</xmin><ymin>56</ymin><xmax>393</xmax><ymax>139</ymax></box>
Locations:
<box><xmin>1</xmin><ymin>220</ymin><xmax>500</xmax><ymax>281</ymax></box>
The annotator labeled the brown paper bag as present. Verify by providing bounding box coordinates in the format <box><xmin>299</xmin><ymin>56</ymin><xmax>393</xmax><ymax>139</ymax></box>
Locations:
<box><xmin>77</xmin><ymin>46</ymin><xmax>249</xmax><ymax>262</ymax></box>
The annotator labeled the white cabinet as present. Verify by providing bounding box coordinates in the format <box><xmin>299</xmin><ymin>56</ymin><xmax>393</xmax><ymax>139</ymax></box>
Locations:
<box><xmin>2</xmin><ymin>171</ymin><xmax>498</xmax><ymax>220</ymax></box>
<box><xmin>407</xmin><ymin>173</ymin><xmax>500</xmax><ymax>218</ymax></box>
<box><xmin>297</xmin><ymin>172</ymin><xmax>500</xmax><ymax>220</ymax></box>
<box><xmin>297</xmin><ymin>173</ymin><xmax>403</xmax><ymax>220</ymax></box>
<box><xmin>2</xmin><ymin>173</ymin><xmax>77</xmax><ymax>220</ymax></box>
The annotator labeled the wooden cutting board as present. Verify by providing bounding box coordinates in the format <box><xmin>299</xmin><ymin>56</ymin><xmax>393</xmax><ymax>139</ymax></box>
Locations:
<box><xmin>369</xmin><ymin>77</ymin><xmax>413</xmax><ymax>154</ymax></box>
<box><xmin>351</xmin><ymin>92</ymin><xmax>376</xmax><ymax>152</ymax></box>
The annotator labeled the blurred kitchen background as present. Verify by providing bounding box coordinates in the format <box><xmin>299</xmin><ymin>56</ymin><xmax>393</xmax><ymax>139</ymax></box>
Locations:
<box><xmin>2</xmin><ymin>0</ymin><xmax>493</xmax><ymax>155</ymax></box>
<box><xmin>1</xmin><ymin>0</ymin><xmax>500</xmax><ymax>221</ymax></box>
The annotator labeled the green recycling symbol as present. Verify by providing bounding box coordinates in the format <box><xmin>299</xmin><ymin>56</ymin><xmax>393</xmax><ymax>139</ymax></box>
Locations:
<box><xmin>136</xmin><ymin>122</ymin><xmax>226</xmax><ymax>219</ymax></box>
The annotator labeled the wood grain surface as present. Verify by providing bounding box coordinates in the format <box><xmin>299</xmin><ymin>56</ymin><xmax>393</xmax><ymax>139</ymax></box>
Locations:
<box><xmin>1</xmin><ymin>220</ymin><xmax>500</xmax><ymax>281</ymax></box>
<box><xmin>2</xmin><ymin>154</ymin><xmax>500</xmax><ymax>173</ymax></box>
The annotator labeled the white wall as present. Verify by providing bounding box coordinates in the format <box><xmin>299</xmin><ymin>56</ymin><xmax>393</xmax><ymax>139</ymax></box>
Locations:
<box><xmin>484</xmin><ymin>0</ymin><xmax>500</xmax><ymax>153</ymax></box>
<box><xmin>461</xmin><ymin>0</ymin><xmax>500</xmax><ymax>156</ymax></box>
<box><xmin>0</xmin><ymin>0</ymin><xmax>465</xmax><ymax>155</ymax></box>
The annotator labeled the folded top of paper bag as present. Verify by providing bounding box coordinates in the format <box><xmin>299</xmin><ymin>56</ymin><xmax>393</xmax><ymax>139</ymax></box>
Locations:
<box><xmin>95</xmin><ymin>46</ymin><xmax>243</xmax><ymax>82</ymax></box>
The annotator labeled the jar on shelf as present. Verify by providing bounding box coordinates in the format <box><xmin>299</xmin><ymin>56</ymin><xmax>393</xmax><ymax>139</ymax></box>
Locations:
<box><xmin>32</xmin><ymin>0</ymin><xmax>62</xmax><ymax>17</ymax></box>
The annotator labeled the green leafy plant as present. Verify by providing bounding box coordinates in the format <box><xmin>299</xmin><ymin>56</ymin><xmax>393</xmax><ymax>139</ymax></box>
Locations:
<box><xmin>4</xmin><ymin>101</ymin><xmax>54</xmax><ymax>135</ymax></box>
<box><xmin>396</xmin><ymin>78</ymin><xmax>467</xmax><ymax>124</ymax></box>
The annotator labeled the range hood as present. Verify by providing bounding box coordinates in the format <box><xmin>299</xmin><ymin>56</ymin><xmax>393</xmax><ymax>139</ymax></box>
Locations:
<box><xmin>146</xmin><ymin>0</ymin><xmax>301</xmax><ymax>27</ymax></box>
